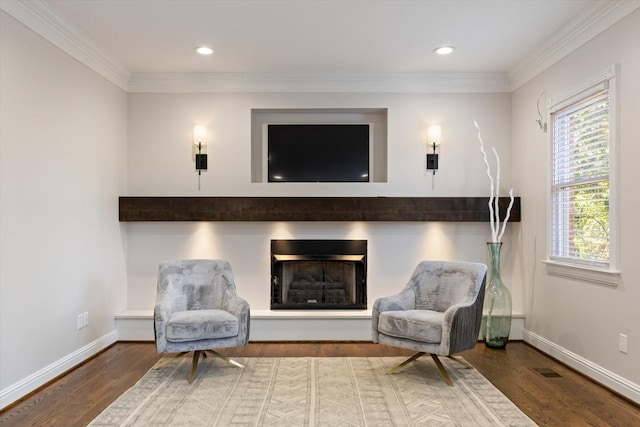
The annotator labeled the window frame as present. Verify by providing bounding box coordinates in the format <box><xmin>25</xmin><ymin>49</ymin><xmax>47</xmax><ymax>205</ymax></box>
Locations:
<box><xmin>544</xmin><ymin>65</ymin><xmax>620</xmax><ymax>286</ymax></box>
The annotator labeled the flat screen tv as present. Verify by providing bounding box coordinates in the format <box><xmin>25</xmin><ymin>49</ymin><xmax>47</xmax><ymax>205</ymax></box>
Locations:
<box><xmin>267</xmin><ymin>124</ymin><xmax>370</xmax><ymax>182</ymax></box>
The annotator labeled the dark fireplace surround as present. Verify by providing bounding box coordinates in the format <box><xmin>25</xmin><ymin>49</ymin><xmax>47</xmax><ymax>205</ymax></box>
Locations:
<box><xmin>271</xmin><ymin>240</ymin><xmax>367</xmax><ymax>310</ymax></box>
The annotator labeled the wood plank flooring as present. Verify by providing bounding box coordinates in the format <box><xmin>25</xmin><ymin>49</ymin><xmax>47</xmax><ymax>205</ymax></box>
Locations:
<box><xmin>0</xmin><ymin>341</ymin><xmax>638</xmax><ymax>426</ymax></box>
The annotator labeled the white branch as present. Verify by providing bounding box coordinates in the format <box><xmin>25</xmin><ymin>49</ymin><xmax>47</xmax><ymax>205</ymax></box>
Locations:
<box><xmin>497</xmin><ymin>189</ymin><xmax>515</xmax><ymax>242</ymax></box>
<box><xmin>475</xmin><ymin>121</ymin><xmax>497</xmax><ymax>242</ymax></box>
<box><xmin>492</xmin><ymin>147</ymin><xmax>501</xmax><ymax>239</ymax></box>
<box><xmin>475</xmin><ymin>120</ymin><xmax>514</xmax><ymax>243</ymax></box>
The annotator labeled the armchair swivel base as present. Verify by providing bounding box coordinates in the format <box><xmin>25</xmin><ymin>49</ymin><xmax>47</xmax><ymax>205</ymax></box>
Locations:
<box><xmin>154</xmin><ymin>350</ymin><xmax>244</xmax><ymax>383</ymax></box>
<box><xmin>386</xmin><ymin>352</ymin><xmax>474</xmax><ymax>386</ymax></box>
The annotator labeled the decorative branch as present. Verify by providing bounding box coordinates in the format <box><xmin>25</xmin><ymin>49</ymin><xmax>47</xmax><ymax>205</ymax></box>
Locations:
<box><xmin>498</xmin><ymin>189</ymin><xmax>515</xmax><ymax>242</ymax></box>
<box><xmin>476</xmin><ymin>122</ymin><xmax>497</xmax><ymax>241</ymax></box>
<box><xmin>493</xmin><ymin>147</ymin><xmax>500</xmax><ymax>240</ymax></box>
<box><xmin>474</xmin><ymin>121</ymin><xmax>515</xmax><ymax>243</ymax></box>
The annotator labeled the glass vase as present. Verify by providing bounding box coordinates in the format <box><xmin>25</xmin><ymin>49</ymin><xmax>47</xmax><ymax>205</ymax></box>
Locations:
<box><xmin>482</xmin><ymin>242</ymin><xmax>512</xmax><ymax>349</ymax></box>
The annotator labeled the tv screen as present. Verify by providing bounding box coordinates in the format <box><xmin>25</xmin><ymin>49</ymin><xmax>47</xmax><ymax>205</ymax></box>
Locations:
<box><xmin>267</xmin><ymin>124</ymin><xmax>370</xmax><ymax>182</ymax></box>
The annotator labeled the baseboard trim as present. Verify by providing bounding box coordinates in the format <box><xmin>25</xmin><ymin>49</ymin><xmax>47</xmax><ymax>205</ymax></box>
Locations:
<box><xmin>523</xmin><ymin>330</ymin><xmax>640</xmax><ymax>404</ymax></box>
<box><xmin>0</xmin><ymin>330</ymin><xmax>118</xmax><ymax>410</ymax></box>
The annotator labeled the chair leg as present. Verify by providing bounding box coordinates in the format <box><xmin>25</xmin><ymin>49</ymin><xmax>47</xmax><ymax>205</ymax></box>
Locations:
<box><xmin>204</xmin><ymin>349</ymin><xmax>245</xmax><ymax>368</ymax></box>
<box><xmin>386</xmin><ymin>352</ymin><xmax>426</xmax><ymax>374</ymax></box>
<box><xmin>447</xmin><ymin>355</ymin><xmax>473</xmax><ymax>369</ymax></box>
<box><xmin>431</xmin><ymin>354</ymin><xmax>453</xmax><ymax>387</ymax></box>
<box><xmin>188</xmin><ymin>350</ymin><xmax>203</xmax><ymax>383</ymax></box>
<box><xmin>152</xmin><ymin>351</ymin><xmax>189</xmax><ymax>370</ymax></box>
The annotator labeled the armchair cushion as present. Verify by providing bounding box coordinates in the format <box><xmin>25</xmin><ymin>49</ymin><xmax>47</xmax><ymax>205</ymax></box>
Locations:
<box><xmin>378</xmin><ymin>310</ymin><xmax>444</xmax><ymax>343</ymax></box>
<box><xmin>166</xmin><ymin>309</ymin><xmax>240</xmax><ymax>342</ymax></box>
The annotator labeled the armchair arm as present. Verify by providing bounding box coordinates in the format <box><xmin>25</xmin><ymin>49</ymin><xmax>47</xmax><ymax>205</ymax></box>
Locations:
<box><xmin>154</xmin><ymin>289</ymin><xmax>174</xmax><ymax>353</ymax></box>
<box><xmin>373</xmin><ymin>290</ymin><xmax>415</xmax><ymax>313</ymax></box>
<box><xmin>222</xmin><ymin>288</ymin><xmax>251</xmax><ymax>346</ymax></box>
<box><xmin>440</xmin><ymin>279</ymin><xmax>486</xmax><ymax>355</ymax></box>
<box><xmin>371</xmin><ymin>287</ymin><xmax>416</xmax><ymax>342</ymax></box>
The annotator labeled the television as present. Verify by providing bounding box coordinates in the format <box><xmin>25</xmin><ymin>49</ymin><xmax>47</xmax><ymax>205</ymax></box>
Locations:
<box><xmin>267</xmin><ymin>124</ymin><xmax>370</xmax><ymax>182</ymax></box>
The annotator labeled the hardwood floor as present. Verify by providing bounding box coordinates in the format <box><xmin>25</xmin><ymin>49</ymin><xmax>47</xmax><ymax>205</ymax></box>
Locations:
<box><xmin>1</xmin><ymin>341</ymin><xmax>638</xmax><ymax>426</ymax></box>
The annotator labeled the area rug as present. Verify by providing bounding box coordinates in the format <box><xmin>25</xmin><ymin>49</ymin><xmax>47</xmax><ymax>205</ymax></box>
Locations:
<box><xmin>89</xmin><ymin>356</ymin><xmax>536</xmax><ymax>426</ymax></box>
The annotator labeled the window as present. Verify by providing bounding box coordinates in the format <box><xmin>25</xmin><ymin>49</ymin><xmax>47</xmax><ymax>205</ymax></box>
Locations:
<box><xmin>551</xmin><ymin>88</ymin><xmax>610</xmax><ymax>265</ymax></box>
<box><xmin>546</xmin><ymin>66</ymin><xmax>619</xmax><ymax>284</ymax></box>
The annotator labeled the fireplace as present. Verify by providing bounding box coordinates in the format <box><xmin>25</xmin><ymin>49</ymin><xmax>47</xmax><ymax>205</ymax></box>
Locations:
<box><xmin>271</xmin><ymin>240</ymin><xmax>367</xmax><ymax>309</ymax></box>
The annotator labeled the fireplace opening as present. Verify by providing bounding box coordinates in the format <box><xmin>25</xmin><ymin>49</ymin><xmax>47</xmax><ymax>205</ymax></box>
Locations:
<box><xmin>271</xmin><ymin>240</ymin><xmax>367</xmax><ymax>309</ymax></box>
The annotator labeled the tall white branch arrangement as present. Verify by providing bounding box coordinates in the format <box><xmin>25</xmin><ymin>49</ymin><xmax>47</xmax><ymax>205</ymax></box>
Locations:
<box><xmin>474</xmin><ymin>121</ymin><xmax>515</xmax><ymax>243</ymax></box>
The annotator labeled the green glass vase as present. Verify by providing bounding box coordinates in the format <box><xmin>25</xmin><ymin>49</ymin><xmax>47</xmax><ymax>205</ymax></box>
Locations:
<box><xmin>482</xmin><ymin>242</ymin><xmax>512</xmax><ymax>348</ymax></box>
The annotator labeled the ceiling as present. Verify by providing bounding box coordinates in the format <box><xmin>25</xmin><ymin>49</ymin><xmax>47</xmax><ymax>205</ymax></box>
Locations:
<box><xmin>5</xmin><ymin>0</ymin><xmax>636</xmax><ymax>91</ymax></box>
<box><xmin>43</xmin><ymin>0</ymin><xmax>598</xmax><ymax>75</ymax></box>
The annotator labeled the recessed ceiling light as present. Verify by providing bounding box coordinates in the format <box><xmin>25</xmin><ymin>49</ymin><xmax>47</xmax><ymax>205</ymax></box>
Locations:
<box><xmin>195</xmin><ymin>46</ymin><xmax>214</xmax><ymax>56</ymax></box>
<box><xmin>433</xmin><ymin>46</ymin><xmax>455</xmax><ymax>56</ymax></box>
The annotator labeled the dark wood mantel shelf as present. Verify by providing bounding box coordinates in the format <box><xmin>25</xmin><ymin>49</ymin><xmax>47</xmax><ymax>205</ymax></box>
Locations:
<box><xmin>119</xmin><ymin>196</ymin><xmax>520</xmax><ymax>222</ymax></box>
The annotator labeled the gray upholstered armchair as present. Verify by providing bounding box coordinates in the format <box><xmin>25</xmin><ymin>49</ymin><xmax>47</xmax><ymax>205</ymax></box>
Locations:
<box><xmin>154</xmin><ymin>259</ymin><xmax>250</xmax><ymax>382</ymax></box>
<box><xmin>372</xmin><ymin>260</ymin><xmax>487</xmax><ymax>386</ymax></box>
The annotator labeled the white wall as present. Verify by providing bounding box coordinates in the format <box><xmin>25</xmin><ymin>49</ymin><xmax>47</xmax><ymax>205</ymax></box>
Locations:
<box><xmin>512</xmin><ymin>9</ymin><xmax>640</xmax><ymax>390</ymax></box>
<box><xmin>126</xmin><ymin>92</ymin><xmax>518</xmax><ymax>313</ymax></box>
<box><xmin>127</xmin><ymin>92</ymin><xmax>512</xmax><ymax>197</ymax></box>
<box><xmin>0</xmin><ymin>11</ymin><xmax>128</xmax><ymax>406</ymax></box>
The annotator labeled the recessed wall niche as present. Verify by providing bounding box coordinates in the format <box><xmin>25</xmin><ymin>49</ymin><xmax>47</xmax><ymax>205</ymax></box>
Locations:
<box><xmin>251</xmin><ymin>108</ymin><xmax>388</xmax><ymax>183</ymax></box>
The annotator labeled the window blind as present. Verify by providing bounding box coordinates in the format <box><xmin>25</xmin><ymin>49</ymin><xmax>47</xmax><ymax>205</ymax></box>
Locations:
<box><xmin>550</xmin><ymin>89</ymin><xmax>610</xmax><ymax>266</ymax></box>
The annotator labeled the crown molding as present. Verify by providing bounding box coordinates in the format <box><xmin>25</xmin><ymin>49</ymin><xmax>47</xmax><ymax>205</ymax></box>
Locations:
<box><xmin>0</xmin><ymin>0</ymin><xmax>509</xmax><ymax>95</ymax></box>
<box><xmin>5</xmin><ymin>0</ymin><xmax>635</xmax><ymax>95</ymax></box>
<box><xmin>127</xmin><ymin>71</ymin><xmax>511</xmax><ymax>93</ymax></box>
<box><xmin>0</xmin><ymin>0</ymin><xmax>130</xmax><ymax>91</ymax></box>
<box><xmin>509</xmin><ymin>0</ymin><xmax>640</xmax><ymax>91</ymax></box>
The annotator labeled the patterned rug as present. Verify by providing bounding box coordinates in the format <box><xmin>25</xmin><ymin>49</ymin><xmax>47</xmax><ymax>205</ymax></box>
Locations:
<box><xmin>89</xmin><ymin>356</ymin><xmax>536</xmax><ymax>426</ymax></box>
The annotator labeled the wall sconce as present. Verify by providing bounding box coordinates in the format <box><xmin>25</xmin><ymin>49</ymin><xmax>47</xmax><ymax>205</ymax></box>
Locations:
<box><xmin>427</xmin><ymin>125</ymin><xmax>441</xmax><ymax>174</ymax></box>
<box><xmin>193</xmin><ymin>125</ymin><xmax>208</xmax><ymax>190</ymax></box>
<box><xmin>193</xmin><ymin>125</ymin><xmax>208</xmax><ymax>172</ymax></box>
<box><xmin>426</xmin><ymin>125</ymin><xmax>441</xmax><ymax>190</ymax></box>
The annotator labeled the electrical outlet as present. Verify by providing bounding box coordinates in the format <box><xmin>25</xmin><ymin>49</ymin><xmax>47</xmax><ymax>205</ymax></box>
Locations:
<box><xmin>77</xmin><ymin>314</ymin><xmax>83</xmax><ymax>330</ymax></box>
<box><xmin>619</xmin><ymin>334</ymin><xmax>628</xmax><ymax>354</ymax></box>
<box><xmin>83</xmin><ymin>312</ymin><xmax>89</xmax><ymax>327</ymax></box>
